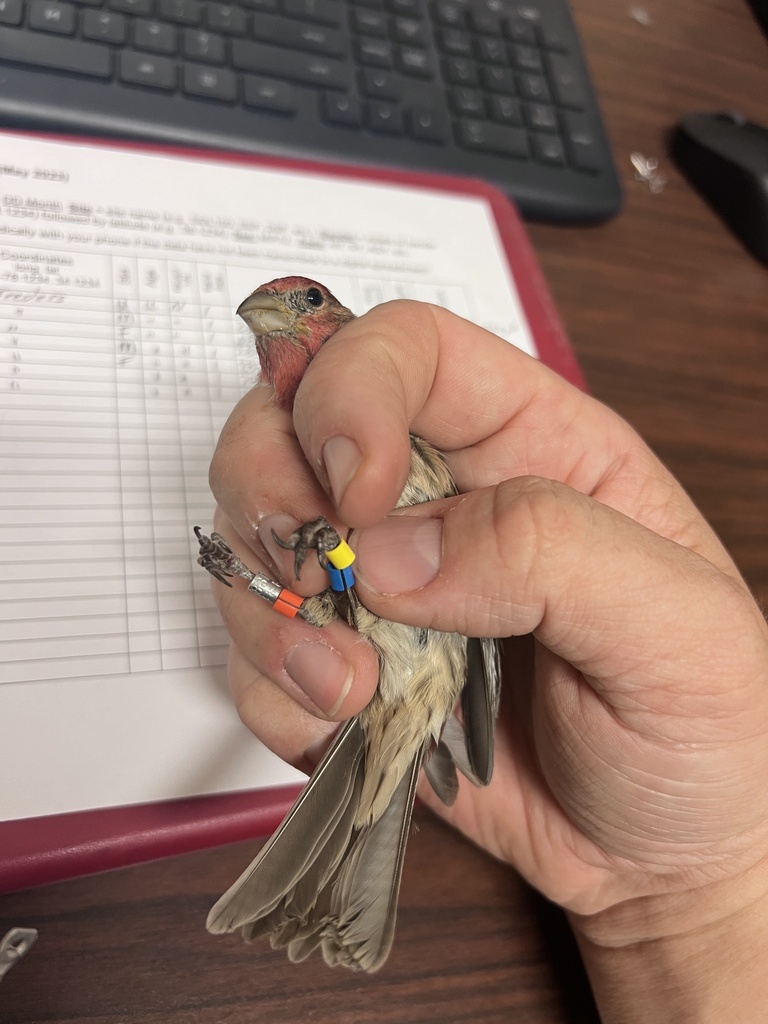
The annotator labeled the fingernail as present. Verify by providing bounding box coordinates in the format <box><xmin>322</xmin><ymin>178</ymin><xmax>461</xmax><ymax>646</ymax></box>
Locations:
<box><xmin>322</xmin><ymin>436</ymin><xmax>362</xmax><ymax>507</ymax></box>
<box><xmin>259</xmin><ymin>513</ymin><xmax>300</xmax><ymax>575</ymax></box>
<box><xmin>355</xmin><ymin>517</ymin><xmax>443</xmax><ymax>594</ymax></box>
<box><xmin>284</xmin><ymin>642</ymin><xmax>354</xmax><ymax>717</ymax></box>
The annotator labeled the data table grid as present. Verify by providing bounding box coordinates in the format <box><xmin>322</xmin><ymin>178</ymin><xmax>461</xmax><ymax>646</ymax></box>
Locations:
<box><xmin>1</xmin><ymin>255</ymin><xmax>256</xmax><ymax>684</ymax></box>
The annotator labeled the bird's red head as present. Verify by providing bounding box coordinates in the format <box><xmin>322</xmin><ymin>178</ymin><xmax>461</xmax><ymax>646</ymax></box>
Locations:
<box><xmin>237</xmin><ymin>276</ymin><xmax>355</xmax><ymax>409</ymax></box>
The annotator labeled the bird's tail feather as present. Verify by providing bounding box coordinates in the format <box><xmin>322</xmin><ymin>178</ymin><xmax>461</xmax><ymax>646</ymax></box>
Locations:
<box><xmin>320</xmin><ymin>749</ymin><xmax>423</xmax><ymax>971</ymax></box>
<box><xmin>207</xmin><ymin>717</ymin><xmax>424</xmax><ymax>972</ymax></box>
<box><xmin>206</xmin><ymin>717</ymin><xmax>365</xmax><ymax>935</ymax></box>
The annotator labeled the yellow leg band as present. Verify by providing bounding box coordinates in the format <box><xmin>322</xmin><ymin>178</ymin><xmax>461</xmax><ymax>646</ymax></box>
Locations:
<box><xmin>326</xmin><ymin>539</ymin><xmax>355</xmax><ymax>570</ymax></box>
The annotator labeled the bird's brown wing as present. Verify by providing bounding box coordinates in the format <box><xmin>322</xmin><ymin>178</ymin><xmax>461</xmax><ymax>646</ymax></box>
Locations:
<box><xmin>436</xmin><ymin>637</ymin><xmax>501</xmax><ymax>789</ymax></box>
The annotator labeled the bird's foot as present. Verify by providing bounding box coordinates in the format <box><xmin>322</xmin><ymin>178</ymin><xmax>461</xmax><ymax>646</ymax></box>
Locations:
<box><xmin>194</xmin><ymin>527</ymin><xmax>257</xmax><ymax>586</ymax></box>
<box><xmin>271</xmin><ymin>516</ymin><xmax>343</xmax><ymax>579</ymax></box>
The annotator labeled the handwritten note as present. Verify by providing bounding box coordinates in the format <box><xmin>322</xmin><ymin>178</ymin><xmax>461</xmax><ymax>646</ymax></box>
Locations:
<box><xmin>0</xmin><ymin>133</ymin><xmax>536</xmax><ymax>822</ymax></box>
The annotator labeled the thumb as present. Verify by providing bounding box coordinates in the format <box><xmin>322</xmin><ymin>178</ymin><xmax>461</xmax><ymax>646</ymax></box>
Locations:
<box><xmin>351</xmin><ymin>476</ymin><xmax>757</xmax><ymax>695</ymax></box>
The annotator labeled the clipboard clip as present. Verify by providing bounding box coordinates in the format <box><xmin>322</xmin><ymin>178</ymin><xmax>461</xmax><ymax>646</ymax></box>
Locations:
<box><xmin>0</xmin><ymin>928</ymin><xmax>38</xmax><ymax>982</ymax></box>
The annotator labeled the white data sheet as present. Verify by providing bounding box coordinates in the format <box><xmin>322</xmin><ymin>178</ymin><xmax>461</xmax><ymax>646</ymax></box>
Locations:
<box><xmin>0</xmin><ymin>133</ymin><xmax>536</xmax><ymax>822</ymax></box>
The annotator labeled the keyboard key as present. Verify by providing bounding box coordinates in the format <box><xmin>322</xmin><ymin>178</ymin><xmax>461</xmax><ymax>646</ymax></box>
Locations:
<box><xmin>443</xmin><ymin>55</ymin><xmax>477</xmax><ymax>85</ymax></box>
<box><xmin>355</xmin><ymin>36</ymin><xmax>393</xmax><ymax>67</ymax></box>
<box><xmin>134</xmin><ymin>19</ymin><xmax>177</xmax><ymax>54</ymax></box>
<box><xmin>432</xmin><ymin>1</ymin><xmax>464</xmax><ymax>28</ymax></box>
<box><xmin>205</xmin><ymin>2</ymin><xmax>246</xmax><ymax>33</ymax></box>
<box><xmin>509</xmin><ymin>43</ymin><xmax>543</xmax><ymax>71</ymax></box>
<box><xmin>321</xmin><ymin>91</ymin><xmax>362</xmax><ymax>126</ymax></box>
<box><xmin>367</xmin><ymin>99</ymin><xmax>403</xmax><ymax>134</ymax></box>
<box><xmin>243</xmin><ymin>74</ymin><xmax>297</xmax><ymax>113</ymax></box>
<box><xmin>252</xmin><ymin>14</ymin><xmax>347</xmax><ymax>58</ymax></box>
<box><xmin>539</xmin><ymin>21</ymin><xmax>569</xmax><ymax>51</ymax></box>
<box><xmin>82</xmin><ymin>9</ymin><xmax>127</xmax><ymax>42</ymax></box>
<box><xmin>387</xmin><ymin>0</ymin><xmax>418</xmax><ymax>13</ymax></box>
<box><xmin>468</xmin><ymin>9</ymin><xmax>499</xmax><ymax>34</ymax></box>
<box><xmin>183</xmin><ymin>62</ymin><xmax>237</xmax><ymax>100</ymax></box>
<box><xmin>435</xmin><ymin>28</ymin><xmax>471</xmax><ymax>56</ymax></box>
<box><xmin>408</xmin><ymin>104</ymin><xmax>448</xmax><ymax>142</ymax></box>
<box><xmin>548</xmin><ymin>53</ymin><xmax>586</xmax><ymax>109</ymax></box>
<box><xmin>531</xmin><ymin>131</ymin><xmax>565</xmax><ymax>163</ymax></box>
<box><xmin>232</xmin><ymin>39</ymin><xmax>351</xmax><ymax>89</ymax></box>
<box><xmin>456</xmin><ymin>118</ymin><xmax>528</xmax><ymax>158</ymax></box>
<box><xmin>561</xmin><ymin>110</ymin><xmax>601</xmax><ymax>170</ymax></box>
<box><xmin>517</xmin><ymin>71</ymin><xmax>550</xmax><ymax>101</ymax></box>
<box><xmin>397</xmin><ymin>46</ymin><xmax>432</xmax><ymax>77</ymax></box>
<box><xmin>359</xmin><ymin>66</ymin><xmax>399</xmax><ymax>99</ymax></box>
<box><xmin>475</xmin><ymin>36</ymin><xmax>506</xmax><ymax>64</ymax></box>
<box><xmin>481</xmin><ymin>65</ymin><xmax>516</xmax><ymax>94</ymax></box>
<box><xmin>0</xmin><ymin>0</ymin><xmax>23</xmax><ymax>25</ymax></box>
<box><xmin>159</xmin><ymin>0</ymin><xmax>200</xmax><ymax>23</ymax></box>
<box><xmin>283</xmin><ymin>0</ymin><xmax>341</xmax><ymax>27</ymax></box>
<box><xmin>515</xmin><ymin>4</ymin><xmax>542</xmax><ymax>23</ymax></box>
<box><xmin>119</xmin><ymin>49</ymin><xmax>176</xmax><ymax>88</ymax></box>
<box><xmin>110</xmin><ymin>0</ymin><xmax>153</xmax><ymax>15</ymax></box>
<box><xmin>524</xmin><ymin>101</ymin><xmax>556</xmax><ymax>131</ymax></box>
<box><xmin>488</xmin><ymin>94</ymin><xmax>522</xmax><ymax>125</ymax></box>
<box><xmin>0</xmin><ymin>23</ymin><xmax>111</xmax><ymax>74</ymax></box>
<box><xmin>450</xmin><ymin>86</ymin><xmax>483</xmax><ymax>116</ymax></box>
<box><xmin>351</xmin><ymin>7</ymin><xmax>387</xmax><ymax>34</ymax></box>
<box><xmin>28</xmin><ymin>0</ymin><xmax>76</xmax><ymax>35</ymax></box>
<box><xmin>393</xmin><ymin>15</ymin><xmax>426</xmax><ymax>44</ymax></box>
<box><xmin>183</xmin><ymin>27</ymin><xmax>224</xmax><ymax>61</ymax></box>
<box><xmin>504</xmin><ymin>17</ymin><xmax>535</xmax><ymax>43</ymax></box>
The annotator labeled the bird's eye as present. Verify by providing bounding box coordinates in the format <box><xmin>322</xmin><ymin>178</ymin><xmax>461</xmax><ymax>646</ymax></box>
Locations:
<box><xmin>305</xmin><ymin>287</ymin><xmax>324</xmax><ymax>308</ymax></box>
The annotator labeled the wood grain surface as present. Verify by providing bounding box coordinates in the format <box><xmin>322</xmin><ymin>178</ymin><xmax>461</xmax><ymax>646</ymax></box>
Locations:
<box><xmin>2</xmin><ymin>2</ymin><xmax>766</xmax><ymax>1021</ymax></box>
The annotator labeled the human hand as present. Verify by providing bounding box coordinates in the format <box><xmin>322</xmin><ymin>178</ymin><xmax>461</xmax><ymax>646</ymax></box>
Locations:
<box><xmin>208</xmin><ymin>300</ymin><xmax>768</xmax><ymax>977</ymax></box>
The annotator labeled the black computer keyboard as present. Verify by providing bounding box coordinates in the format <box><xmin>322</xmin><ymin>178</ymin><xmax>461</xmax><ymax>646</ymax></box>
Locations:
<box><xmin>0</xmin><ymin>0</ymin><xmax>622</xmax><ymax>222</ymax></box>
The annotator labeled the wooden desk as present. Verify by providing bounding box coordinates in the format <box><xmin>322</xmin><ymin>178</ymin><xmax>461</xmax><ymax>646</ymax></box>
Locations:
<box><xmin>2</xmin><ymin>2</ymin><xmax>766</xmax><ymax>1020</ymax></box>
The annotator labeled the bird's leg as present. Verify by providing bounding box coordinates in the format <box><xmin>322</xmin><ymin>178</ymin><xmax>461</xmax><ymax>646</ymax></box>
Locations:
<box><xmin>271</xmin><ymin>516</ymin><xmax>343</xmax><ymax>579</ymax></box>
<box><xmin>194</xmin><ymin>526</ymin><xmax>331</xmax><ymax>626</ymax></box>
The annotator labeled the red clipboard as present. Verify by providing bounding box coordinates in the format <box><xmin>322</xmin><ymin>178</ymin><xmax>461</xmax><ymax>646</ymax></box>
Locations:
<box><xmin>0</xmin><ymin>134</ymin><xmax>582</xmax><ymax>894</ymax></box>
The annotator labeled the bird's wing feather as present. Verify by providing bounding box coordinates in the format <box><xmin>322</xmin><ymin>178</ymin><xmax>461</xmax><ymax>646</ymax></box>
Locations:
<box><xmin>438</xmin><ymin>715</ymin><xmax>479</xmax><ymax>785</ymax></box>
<box><xmin>423</xmin><ymin>738</ymin><xmax>460</xmax><ymax>804</ymax></box>
<box><xmin>206</xmin><ymin>717</ymin><xmax>365</xmax><ymax>934</ymax></box>
<box><xmin>459</xmin><ymin>637</ymin><xmax>501</xmax><ymax>786</ymax></box>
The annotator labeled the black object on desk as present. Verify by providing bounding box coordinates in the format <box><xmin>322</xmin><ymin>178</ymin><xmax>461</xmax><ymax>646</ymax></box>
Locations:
<box><xmin>672</xmin><ymin>111</ymin><xmax>768</xmax><ymax>267</ymax></box>
<box><xmin>0</xmin><ymin>0</ymin><xmax>621</xmax><ymax>224</ymax></box>
<box><xmin>745</xmin><ymin>0</ymin><xmax>768</xmax><ymax>37</ymax></box>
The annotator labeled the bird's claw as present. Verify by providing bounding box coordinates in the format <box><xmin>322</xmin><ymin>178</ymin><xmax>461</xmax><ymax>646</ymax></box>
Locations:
<box><xmin>194</xmin><ymin>526</ymin><xmax>255</xmax><ymax>586</ymax></box>
<box><xmin>271</xmin><ymin>516</ymin><xmax>342</xmax><ymax>580</ymax></box>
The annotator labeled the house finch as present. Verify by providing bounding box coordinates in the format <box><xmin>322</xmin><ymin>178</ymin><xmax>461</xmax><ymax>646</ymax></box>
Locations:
<box><xmin>197</xmin><ymin>277</ymin><xmax>500</xmax><ymax>972</ymax></box>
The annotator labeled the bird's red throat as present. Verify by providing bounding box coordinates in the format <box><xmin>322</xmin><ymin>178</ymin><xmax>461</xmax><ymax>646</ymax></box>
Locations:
<box><xmin>259</xmin><ymin>333</ymin><xmax>313</xmax><ymax>410</ymax></box>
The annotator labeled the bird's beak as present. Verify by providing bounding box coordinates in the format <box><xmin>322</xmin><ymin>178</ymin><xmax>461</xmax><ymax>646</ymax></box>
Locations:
<box><xmin>237</xmin><ymin>291</ymin><xmax>294</xmax><ymax>335</ymax></box>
